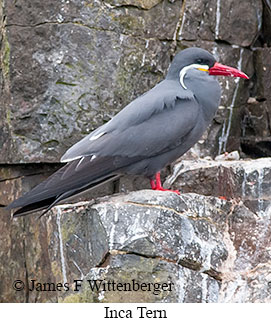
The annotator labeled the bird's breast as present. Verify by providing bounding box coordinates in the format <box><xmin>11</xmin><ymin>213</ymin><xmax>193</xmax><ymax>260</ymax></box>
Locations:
<box><xmin>185</xmin><ymin>72</ymin><xmax>221</xmax><ymax>122</ymax></box>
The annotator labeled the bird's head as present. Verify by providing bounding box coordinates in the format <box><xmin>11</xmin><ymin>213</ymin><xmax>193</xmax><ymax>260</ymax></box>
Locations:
<box><xmin>166</xmin><ymin>47</ymin><xmax>249</xmax><ymax>89</ymax></box>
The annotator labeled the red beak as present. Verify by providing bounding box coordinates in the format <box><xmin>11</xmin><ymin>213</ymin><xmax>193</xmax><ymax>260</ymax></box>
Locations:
<box><xmin>209</xmin><ymin>62</ymin><xmax>249</xmax><ymax>79</ymax></box>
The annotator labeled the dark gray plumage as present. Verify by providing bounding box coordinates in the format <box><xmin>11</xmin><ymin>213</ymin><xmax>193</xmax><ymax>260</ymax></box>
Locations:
<box><xmin>7</xmin><ymin>47</ymin><xmax>248</xmax><ymax>216</ymax></box>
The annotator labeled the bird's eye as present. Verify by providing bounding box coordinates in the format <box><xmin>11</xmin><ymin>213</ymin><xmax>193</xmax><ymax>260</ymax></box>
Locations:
<box><xmin>196</xmin><ymin>59</ymin><xmax>203</xmax><ymax>64</ymax></box>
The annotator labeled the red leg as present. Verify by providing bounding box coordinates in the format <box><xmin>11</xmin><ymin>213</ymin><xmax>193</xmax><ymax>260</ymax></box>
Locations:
<box><xmin>150</xmin><ymin>178</ymin><xmax>156</xmax><ymax>190</ymax></box>
<box><xmin>149</xmin><ymin>172</ymin><xmax>180</xmax><ymax>195</ymax></box>
<box><xmin>155</xmin><ymin>172</ymin><xmax>163</xmax><ymax>190</ymax></box>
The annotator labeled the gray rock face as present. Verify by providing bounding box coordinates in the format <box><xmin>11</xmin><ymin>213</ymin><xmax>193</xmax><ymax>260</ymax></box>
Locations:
<box><xmin>166</xmin><ymin>157</ymin><xmax>271</xmax><ymax>215</ymax></box>
<box><xmin>164</xmin><ymin>156</ymin><xmax>271</xmax><ymax>302</ymax></box>
<box><xmin>1</xmin><ymin>187</ymin><xmax>271</xmax><ymax>303</ymax></box>
<box><xmin>1</xmin><ymin>0</ymin><xmax>271</xmax><ymax>304</ymax></box>
<box><xmin>1</xmin><ymin>0</ymin><xmax>179</xmax><ymax>163</ymax></box>
<box><xmin>178</xmin><ymin>0</ymin><xmax>262</xmax><ymax>47</ymax></box>
<box><xmin>0</xmin><ymin>0</ymin><xmax>267</xmax><ymax>164</ymax></box>
<box><xmin>241</xmin><ymin>48</ymin><xmax>271</xmax><ymax>157</ymax></box>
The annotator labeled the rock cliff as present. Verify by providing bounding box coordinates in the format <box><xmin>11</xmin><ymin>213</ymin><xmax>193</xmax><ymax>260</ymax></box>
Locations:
<box><xmin>1</xmin><ymin>0</ymin><xmax>271</xmax><ymax>302</ymax></box>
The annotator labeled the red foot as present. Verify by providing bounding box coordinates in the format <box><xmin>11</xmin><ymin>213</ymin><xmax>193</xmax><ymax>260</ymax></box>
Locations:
<box><xmin>150</xmin><ymin>172</ymin><xmax>180</xmax><ymax>195</ymax></box>
<box><xmin>219</xmin><ymin>196</ymin><xmax>227</xmax><ymax>200</ymax></box>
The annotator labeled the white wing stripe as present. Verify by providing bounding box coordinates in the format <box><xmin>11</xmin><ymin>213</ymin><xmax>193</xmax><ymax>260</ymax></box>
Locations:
<box><xmin>75</xmin><ymin>157</ymin><xmax>85</xmax><ymax>170</ymax></box>
<box><xmin>89</xmin><ymin>132</ymin><xmax>105</xmax><ymax>141</ymax></box>
<box><xmin>61</xmin><ymin>155</ymin><xmax>83</xmax><ymax>163</ymax></box>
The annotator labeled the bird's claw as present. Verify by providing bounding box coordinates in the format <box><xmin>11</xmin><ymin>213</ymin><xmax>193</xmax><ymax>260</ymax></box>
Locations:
<box><xmin>153</xmin><ymin>187</ymin><xmax>180</xmax><ymax>195</ymax></box>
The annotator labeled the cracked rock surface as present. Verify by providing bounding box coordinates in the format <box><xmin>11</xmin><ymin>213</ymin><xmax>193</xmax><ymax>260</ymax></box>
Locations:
<box><xmin>1</xmin><ymin>0</ymin><xmax>271</xmax><ymax>304</ymax></box>
<box><xmin>0</xmin><ymin>0</ymin><xmax>267</xmax><ymax>164</ymax></box>
<box><xmin>1</xmin><ymin>188</ymin><xmax>271</xmax><ymax>303</ymax></box>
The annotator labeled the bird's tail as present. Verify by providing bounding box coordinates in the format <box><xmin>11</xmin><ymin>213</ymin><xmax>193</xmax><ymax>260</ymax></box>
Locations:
<box><xmin>6</xmin><ymin>155</ymin><xmax>129</xmax><ymax>217</ymax></box>
<box><xmin>10</xmin><ymin>174</ymin><xmax>119</xmax><ymax>217</ymax></box>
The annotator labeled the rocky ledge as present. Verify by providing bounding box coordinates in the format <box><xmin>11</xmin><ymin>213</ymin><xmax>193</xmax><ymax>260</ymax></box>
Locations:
<box><xmin>2</xmin><ymin>158</ymin><xmax>270</xmax><ymax>303</ymax></box>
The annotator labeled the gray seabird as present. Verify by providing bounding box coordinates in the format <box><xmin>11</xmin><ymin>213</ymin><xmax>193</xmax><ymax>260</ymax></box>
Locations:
<box><xmin>7</xmin><ymin>47</ymin><xmax>249</xmax><ymax>217</ymax></box>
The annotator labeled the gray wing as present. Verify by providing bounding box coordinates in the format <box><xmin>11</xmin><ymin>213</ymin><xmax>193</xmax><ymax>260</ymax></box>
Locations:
<box><xmin>7</xmin><ymin>82</ymin><xmax>201</xmax><ymax>216</ymax></box>
<box><xmin>61</xmin><ymin>81</ymin><xmax>200</xmax><ymax>162</ymax></box>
